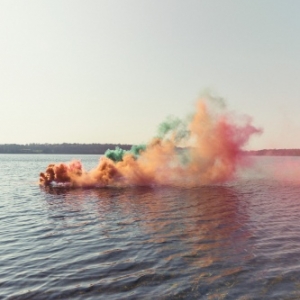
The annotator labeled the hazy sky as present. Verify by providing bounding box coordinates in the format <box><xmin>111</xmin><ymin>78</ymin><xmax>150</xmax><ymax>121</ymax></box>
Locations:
<box><xmin>1</xmin><ymin>0</ymin><xmax>300</xmax><ymax>149</ymax></box>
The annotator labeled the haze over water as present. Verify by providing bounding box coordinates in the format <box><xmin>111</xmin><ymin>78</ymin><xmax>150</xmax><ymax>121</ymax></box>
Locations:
<box><xmin>2</xmin><ymin>154</ymin><xmax>300</xmax><ymax>299</ymax></box>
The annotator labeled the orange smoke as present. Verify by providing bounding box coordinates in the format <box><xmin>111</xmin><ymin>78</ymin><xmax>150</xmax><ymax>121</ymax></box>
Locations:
<box><xmin>39</xmin><ymin>97</ymin><xmax>262</xmax><ymax>188</ymax></box>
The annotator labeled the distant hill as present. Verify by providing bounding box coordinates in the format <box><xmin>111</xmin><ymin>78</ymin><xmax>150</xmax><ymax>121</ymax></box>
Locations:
<box><xmin>0</xmin><ymin>143</ymin><xmax>132</xmax><ymax>154</ymax></box>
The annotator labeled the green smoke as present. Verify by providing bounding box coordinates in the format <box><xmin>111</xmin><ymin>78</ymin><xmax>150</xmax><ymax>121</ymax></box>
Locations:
<box><xmin>104</xmin><ymin>146</ymin><xmax>127</xmax><ymax>162</ymax></box>
<box><xmin>130</xmin><ymin>144</ymin><xmax>147</xmax><ymax>157</ymax></box>
<box><xmin>157</xmin><ymin>115</ymin><xmax>190</xmax><ymax>143</ymax></box>
<box><xmin>157</xmin><ymin>115</ymin><xmax>195</xmax><ymax>167</ymax></box>
<box><xmin>105</xmin><ymin>144</ymin><xmax>146</xmax><ymax>162</ymax></box>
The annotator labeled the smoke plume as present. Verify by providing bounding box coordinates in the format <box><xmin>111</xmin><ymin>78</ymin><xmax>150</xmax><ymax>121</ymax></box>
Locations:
<box><xmin>40</xmin><ymin>96</ymin><xmax>262</xmax><ymax>188</ymax></box>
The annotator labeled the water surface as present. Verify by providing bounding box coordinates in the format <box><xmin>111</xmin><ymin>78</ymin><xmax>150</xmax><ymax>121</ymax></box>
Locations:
<box><xmin>1</xmin><ymin>154</ymin><xmax>300</xmax><ymax>299</ymax></box>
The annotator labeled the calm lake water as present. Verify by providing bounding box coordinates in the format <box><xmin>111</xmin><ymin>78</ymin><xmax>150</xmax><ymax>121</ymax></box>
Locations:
<box><xmin>2</xmin><ymin>154</ymin><xmax>300</xmax><ymax>299</ymax></box>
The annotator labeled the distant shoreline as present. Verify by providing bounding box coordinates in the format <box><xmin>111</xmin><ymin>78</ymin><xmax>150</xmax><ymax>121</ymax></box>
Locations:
<box><xmin>0</xmin><ymin>143</ymin><xmax>299</xmax><ymax>156</ymax></box>
<box><xmin>245</xmin><ymin>149</ymin><xmax>300</xmax><ymax>156</ymax></box>
<box><xmin>0</xmin><ymin>143</ymin><xmax>132</xmax><ymax>155</ymax></box>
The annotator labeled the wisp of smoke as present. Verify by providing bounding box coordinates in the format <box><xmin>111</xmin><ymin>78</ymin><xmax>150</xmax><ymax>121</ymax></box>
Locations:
<box><xmin>39</xmin><ymin>96</ymin><xmax>262</xmax><ymax>188</ymax></box>
<box><xmin>104</xmin><ymin>144</ymin><xmax>146</xmax><ymax>162</ymax></box>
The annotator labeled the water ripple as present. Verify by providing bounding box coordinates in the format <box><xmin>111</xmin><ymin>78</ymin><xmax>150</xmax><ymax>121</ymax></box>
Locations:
<box><xmin>2</xmin><ymin>155</ymin><xmax>300</xmax><ymax>299</ymax></box>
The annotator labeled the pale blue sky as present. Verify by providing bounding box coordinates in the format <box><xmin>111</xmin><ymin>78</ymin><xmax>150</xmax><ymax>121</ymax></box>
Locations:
<box><xmin>1</xmin><ymin>0</ymin><xmax>300</xmax><ymax>149</ymax></box>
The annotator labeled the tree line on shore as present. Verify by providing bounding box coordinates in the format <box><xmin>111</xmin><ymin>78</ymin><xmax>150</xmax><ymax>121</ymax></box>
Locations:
<box><xmin>246</xmin><ymin>149</ymin><xmax>300</xmax><ymax>156</ymax></box>
<box><xmin>0</xmin><ymin>143</ymin><xmax>132</xmax><ymax>154</ymax></box>
<box><xmin>0</xmin><ymin>143</ymin><xmax>300</xmax><ymax>156</ymax></box>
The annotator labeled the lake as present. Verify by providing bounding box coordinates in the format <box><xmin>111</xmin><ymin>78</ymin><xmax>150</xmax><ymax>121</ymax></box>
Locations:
<box><xmin>1</xmin><ymin>154</ymin><xmax>300</xmax><ymax>299</ymax></box>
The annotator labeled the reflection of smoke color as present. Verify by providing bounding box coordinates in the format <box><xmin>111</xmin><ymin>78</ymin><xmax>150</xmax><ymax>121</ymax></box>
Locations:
<box><xmin>40</xmin><ymin>96</ymin><xmax>262</xmax><ymax>188</ymax></box>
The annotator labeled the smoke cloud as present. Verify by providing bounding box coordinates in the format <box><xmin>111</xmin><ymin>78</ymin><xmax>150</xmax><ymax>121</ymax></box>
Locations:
<box><xmin>40</xmin><ymin>96</ymin><xmax>262</xmax><ymax>188</ymax></box>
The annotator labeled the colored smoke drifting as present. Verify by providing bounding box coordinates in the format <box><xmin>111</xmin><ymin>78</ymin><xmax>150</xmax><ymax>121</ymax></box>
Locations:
<box><xmin>40</xmin><ymin>96</ymin><xmax>262</xmax><ymax>188</ymax></box>
<box><xmin>105</xmin><ymin>145</ymin><xmax>146</xmax><ymax>162</ymax></box>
